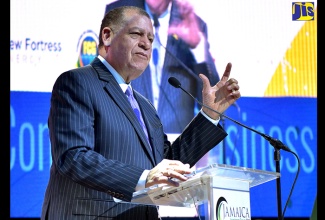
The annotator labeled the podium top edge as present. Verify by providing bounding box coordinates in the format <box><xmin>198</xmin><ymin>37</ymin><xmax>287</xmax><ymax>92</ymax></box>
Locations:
<box><xmin>195</xmin><ymin>163</ymin><xmax>280</xmax><ymax>176</ymax></box>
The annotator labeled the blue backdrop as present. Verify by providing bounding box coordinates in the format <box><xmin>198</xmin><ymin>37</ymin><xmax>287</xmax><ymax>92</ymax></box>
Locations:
<box><xmin>10</xmin><ymin>91</ymin><xmax>317</xmax><ymax>218</ymax></box>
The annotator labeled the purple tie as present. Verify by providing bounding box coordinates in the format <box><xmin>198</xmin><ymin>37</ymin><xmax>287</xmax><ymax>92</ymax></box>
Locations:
<box><xmin>125</xmin><ymin>86</ymin><xmax>151</xmax><ymax>146</ymax></box>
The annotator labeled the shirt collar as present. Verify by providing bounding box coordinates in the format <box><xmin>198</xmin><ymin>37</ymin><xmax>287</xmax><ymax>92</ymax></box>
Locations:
<box><xmin>98</xmin><ymin>55</ymin><xmax>130</xmax><ymax>93</ymax></box>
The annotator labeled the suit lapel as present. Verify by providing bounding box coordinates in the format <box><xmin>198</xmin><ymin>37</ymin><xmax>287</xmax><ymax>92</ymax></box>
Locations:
<box><xmin>91</xmin><ymin>58</ymin><xmax>156</xmax><ymax>164</ymax></box>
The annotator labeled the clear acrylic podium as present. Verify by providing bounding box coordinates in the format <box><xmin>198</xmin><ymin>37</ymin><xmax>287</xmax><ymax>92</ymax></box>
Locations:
<box><xmin>131</xmin><ymin>163</ymin><xmax>280</xmax><ymax>220</ymax></box>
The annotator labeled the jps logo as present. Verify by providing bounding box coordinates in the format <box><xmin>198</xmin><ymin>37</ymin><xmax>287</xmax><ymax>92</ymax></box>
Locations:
<box><xmin>292</xmin><ymin>2</ymin><xmax>314</xmax><ymax>21</ymax></box>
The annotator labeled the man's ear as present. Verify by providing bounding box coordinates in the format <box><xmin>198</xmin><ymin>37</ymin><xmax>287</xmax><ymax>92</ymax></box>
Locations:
<box><xmin>102</xmin><ymin>27</ymin><xmax>112</xmax><ymax>46</ymax></box>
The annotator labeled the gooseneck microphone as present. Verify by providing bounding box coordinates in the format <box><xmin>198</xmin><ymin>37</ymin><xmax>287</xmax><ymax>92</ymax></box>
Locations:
<box><xmin>168</xmin><ymin>76</ymin><xmax>291</xmax><ymax>153</ymax></box>
<box><xmin>168</xmin><ymin>76</ymin><xmax>302</xmax><ymax>220</ymax></box>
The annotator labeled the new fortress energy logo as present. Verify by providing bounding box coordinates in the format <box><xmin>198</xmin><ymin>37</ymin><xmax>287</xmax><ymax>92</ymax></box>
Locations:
<box><xmin>76</xmin><ymin>30</ymin><xmax>99</xmax><ymax>67</ymax></box>
<box><xmin>292</xmin><ymin>2</ymin><xmax>314</xmax><ymax>21</ymax></box>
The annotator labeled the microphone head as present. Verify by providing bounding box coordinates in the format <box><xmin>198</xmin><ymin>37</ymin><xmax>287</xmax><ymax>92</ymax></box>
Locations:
<box><xmin>168</xmin><ymin>77</ymin><xmax>181</xmax><ymax>88</ymax></box>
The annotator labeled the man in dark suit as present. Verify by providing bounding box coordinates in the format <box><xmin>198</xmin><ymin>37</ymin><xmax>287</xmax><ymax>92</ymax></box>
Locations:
<box><xmin>105</xmin><ymin>0</ymin><xmax>220</xmax><ymax>133</ymax></box>
<box><xmin>41</xmin><ymin>6</ymin><xmax>240</xmax><ymax>220</ymax></box>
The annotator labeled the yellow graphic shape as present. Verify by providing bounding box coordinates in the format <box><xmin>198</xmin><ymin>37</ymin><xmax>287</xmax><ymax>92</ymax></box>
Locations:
<box><xmin>265</xmin><ymin>7</ymin><xmax>317</xmax><ymax>97</ymax></box>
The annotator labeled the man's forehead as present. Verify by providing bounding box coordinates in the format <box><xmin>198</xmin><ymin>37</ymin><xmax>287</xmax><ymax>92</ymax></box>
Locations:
<box><xmin>124</xmin><ymin>14</ymin><xmax>153</xmax><ymax>29</ymax></box>
<box><xmin>124</xmin><ymin>12</ymin><xmax>148</xmax><ymax>22</ymax></box>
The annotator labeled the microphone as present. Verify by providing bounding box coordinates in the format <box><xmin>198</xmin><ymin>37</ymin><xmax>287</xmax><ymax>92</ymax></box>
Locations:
<box><xmin>168</xmin><ymin>77</ymin><xmax>291</xmax><ymax>152</ymax></box>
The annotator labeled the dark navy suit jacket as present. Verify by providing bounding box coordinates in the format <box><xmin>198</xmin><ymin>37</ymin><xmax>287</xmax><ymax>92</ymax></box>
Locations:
<box><xmin>41</xmin><ymin>57</ymin><xmax>226</xmax><ymax>219</ymax></box>
<box><xmin>105</xmin><ymin>0</ymin><xmax>220</xmax><ymax>133</ymax></box>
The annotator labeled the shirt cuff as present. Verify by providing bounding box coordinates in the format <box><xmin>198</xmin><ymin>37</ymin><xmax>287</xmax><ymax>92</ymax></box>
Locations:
<box><xmin>200</xmin><ymin>109</ymin><xmax>220</xmax><ymax>126</ymax></box>
<box><xmin>135</xmin><ymin>169</ymin><xmax>150</xmax><ymax>191</ymax></box>
<box><xmin>191</xmin><ymin>32</ymin><xmax>206</xmax><ymax>63</ymax></box>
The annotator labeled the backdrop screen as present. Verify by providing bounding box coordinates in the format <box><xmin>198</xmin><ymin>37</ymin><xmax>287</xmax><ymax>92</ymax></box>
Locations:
<box><xmin>10</xmin><ymin>0</ymin><xmax>317</xmax><ymax>218</ymax></box>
